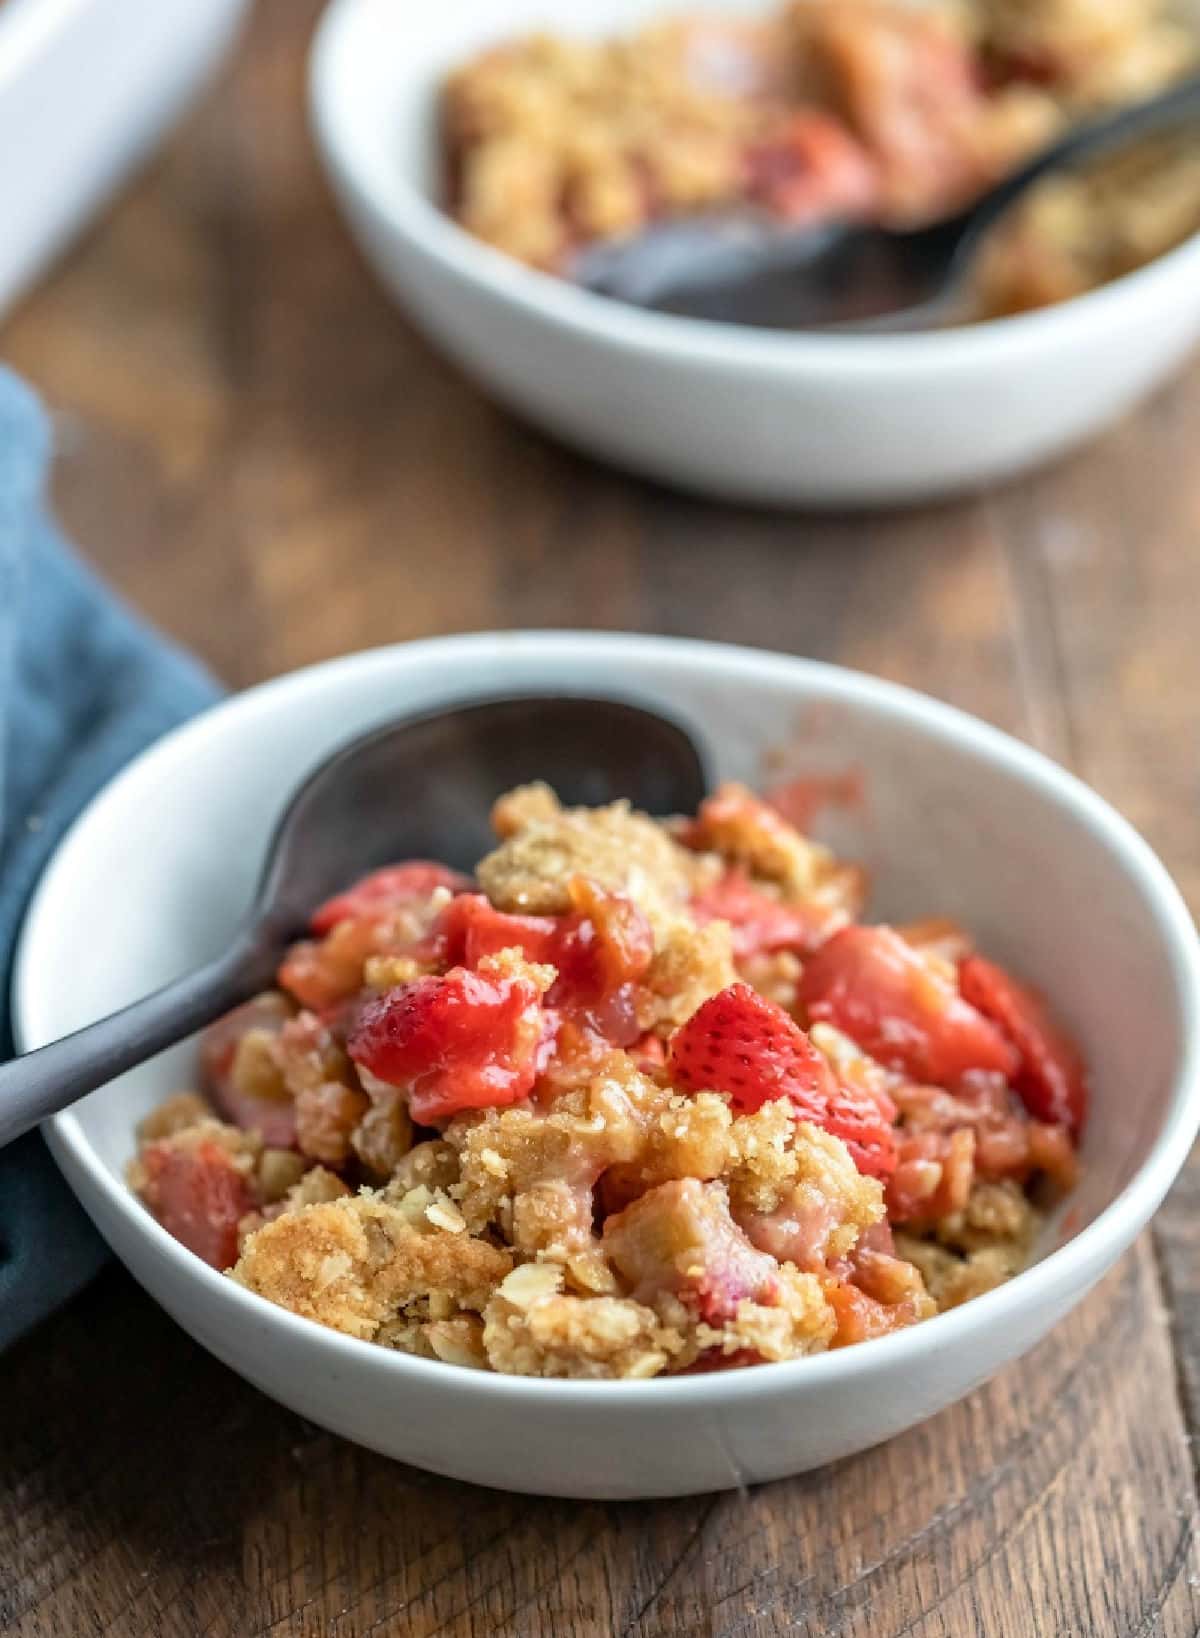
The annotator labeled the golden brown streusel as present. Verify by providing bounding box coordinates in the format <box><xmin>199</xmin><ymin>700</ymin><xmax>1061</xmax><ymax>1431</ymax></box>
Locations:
<box><xmin>482</xmin><ymin>1263</ymin><xmax>686</xmax><ymax>1379</ymax></box>
<box><xmin>477</xmin><ymin>792</ymin><xmax>700</xmax><ymax>925</ymax></box>
<box><xmin>638</xmin><ymin>915</ymin><xmax>739</xmax><ymax>1034</ymax></box>
<box><xmin>230</xmin><ymin>1194</ymin><xmax>512</xmax><ymax>1343</ymax></box>
<box><xmin>134</xmin><ymin>1091</ymin><xmax>214</xmax><ymax>1143</ymax></box>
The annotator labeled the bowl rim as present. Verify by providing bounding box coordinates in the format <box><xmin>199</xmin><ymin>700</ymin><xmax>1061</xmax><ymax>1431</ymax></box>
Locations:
<box><xmin>309</xmin><ymin>0</ymin><xmax>1200</xmax><ymax>374</ymax></box>
<box><xmin>0</xmin><ymin>0</ymin><xmax>98</xmax><ymax>76</ymax></box>
<box><xmin>16</xmin><ymin>630</ymin><xmax>1200</xmax><ymax>1407</ymax></box>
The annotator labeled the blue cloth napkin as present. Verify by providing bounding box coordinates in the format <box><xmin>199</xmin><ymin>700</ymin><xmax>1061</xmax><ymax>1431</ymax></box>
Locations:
<box><xmin>0</xmin><ymin>367</ymin><xmax>221</xmax><ymax>1348</ymax></box>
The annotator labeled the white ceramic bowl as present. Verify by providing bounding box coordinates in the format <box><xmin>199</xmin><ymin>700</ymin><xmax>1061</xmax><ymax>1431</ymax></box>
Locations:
<box><xmin>0</xmin><ymin>0</ymin><xmax>251</xmax><ymax>319</ymax></box>
<box><xmin>15</xmin><ymin>633</ymin><xmax>1200</xmax><ymax>1498</ymax></box>
<box><xmin>308</xmin><ymin>0</ymin><xmax>1200</xmax><ymax>507</ymax></box>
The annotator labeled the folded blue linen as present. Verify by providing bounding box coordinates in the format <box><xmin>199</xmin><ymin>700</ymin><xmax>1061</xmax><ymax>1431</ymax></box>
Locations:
<box><xmin>0</xmin><ymin>367</ymin><xmax>220</xmax><ymax>1347</ymax></box>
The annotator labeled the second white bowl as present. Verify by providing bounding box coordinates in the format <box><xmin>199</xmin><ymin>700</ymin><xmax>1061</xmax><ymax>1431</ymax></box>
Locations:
<box><xmin>309</xmin><ymin>0</ymin><xmax>1200</xmax><ymax>507</ymax></box>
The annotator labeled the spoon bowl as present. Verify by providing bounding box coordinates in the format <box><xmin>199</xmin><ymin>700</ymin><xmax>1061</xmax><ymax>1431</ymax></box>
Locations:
<box><xmin>0</xmin><ymin>693</ymin><xmax>708</xmax><ymax>1147</ymax></box>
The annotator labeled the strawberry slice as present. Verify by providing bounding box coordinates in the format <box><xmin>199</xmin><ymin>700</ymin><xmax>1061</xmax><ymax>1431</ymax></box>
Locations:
<box><xmin>432</xmin><ymin>882</ymin><xmax>652</xmax><ymax>1036</ymax></box>
<box><xmin>747</xmin><ymin>110</ymin><xmax>880</xmax><ymax>226</ymax></box>
<box><xmin>691</xmin><ymin>869</ymin><xmax>846</xmax><ymax>960</ymax></box>
<box><xmin>668</xmin><ymin>983</ymin><xmax>896</xmax><ymax>1177</ymax></box>
<box><xmin>310</xmin><ymin>862</ymin><xmax>470</xmax><ymax>935</ymax></box>
<box><xmin>434</xmin><ymin>895</ymin><xmax>559</xmax><ymax>969</ymax></box>
<box><xmin>959</xmin><ymin>954</ymin><xmax>1089</xmax><ymax>1135</ymax></box>
<box><xmin>347</xmin><ymin>963</ymin><xmax>558</xmax><ymax>1124</ymax></box>
<box><xmin>798</xmin><ymin>925</ymin><xmax>1019</xmax><ymax>1089</ymax></box>
<box><xmin>139</xmin><ymin>1134</ymin><xmax>257</xmax><ymax>1270</ymax></box>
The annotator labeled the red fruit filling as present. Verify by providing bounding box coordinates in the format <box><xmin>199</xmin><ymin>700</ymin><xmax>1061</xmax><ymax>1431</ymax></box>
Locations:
<box><xmin>959</xmin><ymin>954</ymin><xmax>1089</xmax><ymax>1135</ymax></box>
<box><xmin>798</xmin><ymin>925</ymin><xmax>1019</xmax><ymax>1087</ymax></box>
<box><xmin>347</xmin><ymin>964</ymin><xmax>559</xmax><ymax>1124</ymax></box>
<box><xmin>139</xmin><ymin>1137</ymin><xmax>256</xmax><ymax>1271</ymax></box>
<box><xmin>691</xmin><ymin>869</ymin><xmax>845</xmax><ymax>959</ymax></box>
<box><xmin>432</xmin><ymin>881</ymin><xmax>652</xmax><ymax>1042</ymax></box>
<box><xmin>310</xmin><ymin>862</ymin><xmax>471</xmax><ymax>935</ymax></box>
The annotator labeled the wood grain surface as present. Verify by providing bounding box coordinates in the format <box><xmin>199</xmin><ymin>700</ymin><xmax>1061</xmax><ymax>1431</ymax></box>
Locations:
<box><xmin>3</xmin><ymin>4</ymin><xmax>1200</xmax><ymax>1634</ymax></box>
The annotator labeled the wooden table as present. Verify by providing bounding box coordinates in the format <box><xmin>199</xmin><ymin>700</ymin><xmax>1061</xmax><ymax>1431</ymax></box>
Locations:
<box><xmin>4</xmin><ymin>5</ymin><xmax>1200</xmax><ymax>1634</ymax></box>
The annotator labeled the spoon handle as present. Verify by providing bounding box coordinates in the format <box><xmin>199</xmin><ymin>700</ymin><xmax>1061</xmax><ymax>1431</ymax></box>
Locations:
<box><xmin>0</xmin><ymin>933</ymin><xmax>275</xmax><ymax>1149</ymax></box>
<box><xmin>957</xmin><ymin>71</ymin><xmax>1200</xmax><ymax>252</ymax></box>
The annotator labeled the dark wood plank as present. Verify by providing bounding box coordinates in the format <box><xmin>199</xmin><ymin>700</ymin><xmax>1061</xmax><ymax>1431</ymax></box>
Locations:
<box><xmin>3</xmin><ymin>1</ymin><xmax>1199</xmax><ymax>1634</ymax></box>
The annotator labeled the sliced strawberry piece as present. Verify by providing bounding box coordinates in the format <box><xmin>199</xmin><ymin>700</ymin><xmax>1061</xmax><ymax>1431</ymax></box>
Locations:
<box><xmin>431</xmin><ymin>881</ymin><xmax>651</xmax><ymax>1042</ymax></box>
<box><xmin>798</xmin><ymin>926</ymin><xmax>1019</xmax><ymax>1089</ymax></box>
<box><xmin>347</xmin><ymin>963</ymin><xmax>558</xmax><ymax>1124</ymax></box>
<box><xmin>310</xmin><ymin>862</ymin><xmax>470</xmax><ymax>935</ymax></box>
<box><xmin>959</xmin><ymin>954</ymin><xmax>1089</xmax><ymax>1135</ymax></box>
<box><xmin>139</xmin><ymin>1134</ymin><xmax>257</xmax><ymax>1270</ymax></box>
<box><xmin>554</xmin><ymin>878</ymin><xmax>654</xmax><ymax>1009</ymax></box>
<box><xmin>668</xmin><ymin>983</ymin><xmax>896</xmax><ymax>1177</ymax></box>
<box><xmin>748</xmin><ymin>110</ymin><xmax>880</xmax><ymax>226</ymax></box>
<box><xmin>434</xmin><ymin>894</ymin><xmax>560</xmax><ymax>968</ymax></box>
<box><xmin>691</xmin><ymin>869</ymin><xmax>846</xmax><ymax>960</ymax></box>
<box><xmin>670</xmin><ymin>983</ymin><xmax>831</xmax><ymax>1108</ymax></box>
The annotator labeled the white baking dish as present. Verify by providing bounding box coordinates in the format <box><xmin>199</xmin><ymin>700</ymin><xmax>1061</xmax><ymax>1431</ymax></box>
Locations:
<box><xmin>0</xmin><ymin>0</ymin><xmax>251</xmax><ymax>319</ymax></box>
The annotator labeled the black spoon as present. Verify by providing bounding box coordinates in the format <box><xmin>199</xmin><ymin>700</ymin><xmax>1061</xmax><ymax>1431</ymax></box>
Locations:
<box><xmin>573</xmin><ymin>72</ymin><xmax>1200</xmax><ymax>331</ymax></box>
<box><xmin>0</xmin><ymin>694</ymin><xmax>710</xmax><ymax>1148</ymax></box>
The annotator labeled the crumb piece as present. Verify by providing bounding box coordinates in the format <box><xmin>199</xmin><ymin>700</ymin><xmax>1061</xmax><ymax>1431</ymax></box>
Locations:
<box><xmin>257</xmin><ymin>1147</ymin><xmax>309</xmax><ymax>1204</ymax></box>
<box><xmin>363</xmin><ymin>955</ymin><xmax>425</xmax><ymax>991</ymax></box>
<box><xmin>483</xmin><ymin>1264</ymin><xmax>683</xmax><ymax>1378</ymax></box>
<box><xmin>491</xmin><ymin>781</ymin><xmax>563</xmax><ymax>837</ymax></box>
<box><xmin>894</xmin><ymin>1178</ymin><xmax>1039</xmax><ymax>1311</ymax></box>
<box><xmin>230</xmin><ymin>1193</ymin><xmax>512</xmax><ymax>1342</ymax></box>
<box><xmin>895</xmin><ymin>1234</ymin><xmax>1023</xmax><ymax>1312</ymax></box>
<box><xmin>730</xmin><ymin>1113</ymin><xmax>884</xmax><ymax>1268</ymax></box>
<box><xmin>602</xmin><ymin>1091</ymin><xmax>735</xmax><ymax>1211</ymax></box>
<box><xmin>276</xmin><ymin>1012</ymin><xmax>369</xmax><ymax>1167</ymax></box>
<box><xmin>237</xmin><ymin>1164</ymin><xmax>353</xmax><ymax>1252</ymax></box>
<box><xmin>683</xmin><ymin>782</ymin><xmax>835</xmax><ymax>897</ymax></box>
<box><xmin>282</xmin><ymin>1166</ymin><xmax>352</xmax><ymax>1211</ymax></box>
<box><xmin>449</xmin><ymin>1054</ymin><xmax>666</xmax><ymax>1235</ymax></box>
<box><xmin>478</xmin><ymin>791</ymin><xmax>698</xmax><ymax>925</ymax></box>
<box><xmin>384</xmin><ymin>1140</ymin><xmax>462</xmax><ymax>1198</ymax></box>
<box><xmin>639</xmin><ymin>917</ymin><xmax>739</xmax><ymax>1034</ymax></box>
<box><xmin>424</xmin><ymin>1315</ymin><xmax>488</xmax><ymax>1368</ymax></box>
<box><xmin>229</xmin><ymin>1029</ymin><xmax>289</xmax><ymax>1104</ymax></box>
<box><xmin>697</xmin><ymin>1265</ymin><xmax>837</xmax><ymax>1363</ymax></box>
<box><xmin>737</xmin><ymin>949</ymin><xmax>803</xmax><ymax>1011</ymax></box>
<box><xmin>351</xmin><ymin>1093</ymin><xmax>415</xmax><ymax>1181</ymax></box>
<box><xmin>135</xmin><ymin>1092</ymin><xmax>214</xmax><ymax>1143</ymax></box>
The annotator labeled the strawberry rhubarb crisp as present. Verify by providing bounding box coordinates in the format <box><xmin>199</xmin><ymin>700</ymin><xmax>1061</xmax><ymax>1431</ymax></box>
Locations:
<box><xmin>129</xmin><ymin>782</ymin><xmax>1085</xmax><ymax>1378</ymax></box>
<box><xmin>442</xmin><ymin>0</ymin><xmax>1200</xmax><ymax>318</ymax></box>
